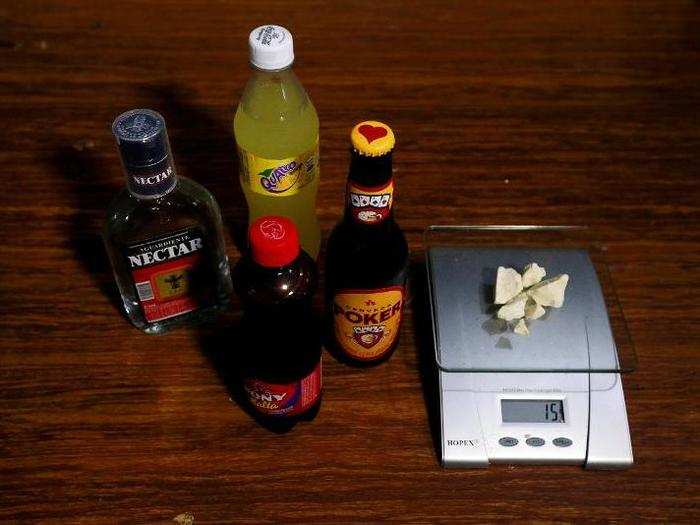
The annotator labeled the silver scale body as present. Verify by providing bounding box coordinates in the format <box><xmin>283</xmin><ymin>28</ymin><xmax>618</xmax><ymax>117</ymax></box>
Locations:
<box><xmin>427</xmin><ymin>247</ymin><xmax>634</xmax><ymax>469</ymax></box>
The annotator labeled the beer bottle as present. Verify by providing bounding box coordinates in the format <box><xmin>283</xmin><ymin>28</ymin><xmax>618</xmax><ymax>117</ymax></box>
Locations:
<box><xmin>325</xmin><ymin>121</ymin><xmax>409</xmax><ymax>365</ymax></box>
<box><xmin>234</xmin><ymin>216</ymin><xmax>322</xmax><ymax>431</ymax></box>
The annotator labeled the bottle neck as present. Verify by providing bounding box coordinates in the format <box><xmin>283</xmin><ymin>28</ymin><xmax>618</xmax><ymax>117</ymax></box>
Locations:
<box><xmin>251</xmin><ymin>63</ymin><xmax>294</xmax><ymax>76</ymax></box>
<box><xmin>248</xmin><ymin>65</ymin><xmax>299</xmax><ymax>96</ymax></box>
<box><xmin>344</xmin><ymin>150</ymin><xmax>395</xmax><ymax>226</ymax></box>
<box><xmin>124</xmin><ymin>153</ymin><xmax>178</xmax><ymax>200</ymax></box>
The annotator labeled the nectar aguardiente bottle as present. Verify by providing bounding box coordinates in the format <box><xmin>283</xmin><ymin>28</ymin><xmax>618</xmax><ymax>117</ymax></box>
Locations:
<box><xmin>104</xmin><ymin>109</ymin><xmax>232</xmax><ymax>334</ymax></box>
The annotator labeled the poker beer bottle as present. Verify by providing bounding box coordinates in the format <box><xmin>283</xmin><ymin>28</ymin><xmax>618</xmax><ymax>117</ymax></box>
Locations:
<box><xmin>325</xmin><ymin>121</ymin><xmax>409</xmax><ymax>365</ymax></box>
<box><xmin>234</xmin><ymin>216</ymin><xmax>322</xmax><ymax>430</ymax></box>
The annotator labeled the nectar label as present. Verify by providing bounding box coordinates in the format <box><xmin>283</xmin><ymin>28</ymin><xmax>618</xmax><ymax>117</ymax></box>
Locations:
<box><xmin>244</xmin><ymin>362</ymin><xmax>322</xmax><ymax>417</ymax></box>
<box><xmin>333</xmin><ymin>286</ymin><xmax>404</xmax><ymax>361</ymax></box>
<box><xmin>126</xmin><ymin>227</ymin><xmax>211</xmax><ymax>323</ymax></box>
<box><xmin>347</xmin><ymin>180</ymin><xmax>394</xmax><ymax>224</ymax></box>
<box><xmin>239</xmin><ymin>141</ymin><xmax>318</xmax><ymax>197</ymax></box>
<box><xmin>127</xmin><ymin>157</ymin><xmax>177</xmax><ymax>198</ymax></box>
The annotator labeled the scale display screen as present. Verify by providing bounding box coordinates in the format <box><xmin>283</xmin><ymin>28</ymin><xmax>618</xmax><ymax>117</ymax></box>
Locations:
<box><xmin>501</xmin><ymin>399</ymin><xmax>565</xmax><ymax>423</ymax></box>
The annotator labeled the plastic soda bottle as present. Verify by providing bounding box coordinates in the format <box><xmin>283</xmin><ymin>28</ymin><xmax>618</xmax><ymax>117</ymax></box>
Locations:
<box><xmin>234</xmin><ymin>216</ymin><xmax>322</xmax><ymax>431</ymax></box>
<box><xmin>234</xmin><ymin>25</ymin><xmax>321</xmax><ymax>258</ymax></box>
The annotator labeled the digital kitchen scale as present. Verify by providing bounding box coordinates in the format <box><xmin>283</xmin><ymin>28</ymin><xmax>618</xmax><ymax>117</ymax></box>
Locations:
<box><xmin>425</xmin><ymin>226</ymin><xmax>636</xmax><ymax>469</ymax></box>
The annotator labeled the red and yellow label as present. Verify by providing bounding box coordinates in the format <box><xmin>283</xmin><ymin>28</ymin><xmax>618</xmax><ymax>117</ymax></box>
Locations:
<box><xmin>244</xmin><ymin>362</ymin><xmax>322</xmax><ymax>417</ymax></box>
<box><xmin>347</xmin><ymin>180</ymin><xmax>394</xmax><ymax>225</ymax></box>
<box><xmin>332</xmin><ymin>286</ymin><xmax>404</xmax><ymax>361</ymax></box>
<box><xmin>127</xmin><ymin>227</ymin><xmax>211</xmax><ymax>323</ymax></box>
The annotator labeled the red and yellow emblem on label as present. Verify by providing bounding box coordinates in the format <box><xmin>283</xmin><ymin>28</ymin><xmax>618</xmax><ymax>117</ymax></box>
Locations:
<box><xmin>333</xmin><ymin>286</ymin><xmax>404</xmax><ymax>361</ymax></box>
<box><xmin>127</xmin><ymin>227</ymin><xmax>210</xmax><ymax>323</ymax></box>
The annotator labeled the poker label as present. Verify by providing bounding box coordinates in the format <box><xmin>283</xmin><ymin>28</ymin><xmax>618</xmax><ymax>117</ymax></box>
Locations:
<box><xmin>333</xmin><ymin>286</ymin><xmax>404</xmax><ymax>361</ymax></box>
<box><xmin>347</xmin><ymin>180</ymin><xmax>394</xmax><ymax>224</ymax></box>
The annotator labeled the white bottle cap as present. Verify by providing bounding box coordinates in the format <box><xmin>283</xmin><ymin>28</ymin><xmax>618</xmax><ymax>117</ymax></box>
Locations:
<box><xmin>248</xmin><ymin>25</ymin><xmax>294</xmax><ymax>71</ymax></box>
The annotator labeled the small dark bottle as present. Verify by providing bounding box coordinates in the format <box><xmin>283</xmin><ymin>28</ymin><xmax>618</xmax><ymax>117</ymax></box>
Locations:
<box><xmin>325</xmin><ymin>121</ymin><xmax>409</xmax><ymax>366</ymax></box>
<box><xmin>103</xmin><ymin>109</ymin><xmax>232</xmax><ymax>334</ymax></box>
<box><xmin>234</xmin><ymin>216</ymin><xmax>322</xmax><ymax>431</ymax></box>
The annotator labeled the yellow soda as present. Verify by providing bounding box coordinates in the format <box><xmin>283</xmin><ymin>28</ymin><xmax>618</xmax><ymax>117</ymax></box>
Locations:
<box><xmin>234</xmin><ymin>25</ymin><xmax>321</xmax><ymax>258</ymax></box>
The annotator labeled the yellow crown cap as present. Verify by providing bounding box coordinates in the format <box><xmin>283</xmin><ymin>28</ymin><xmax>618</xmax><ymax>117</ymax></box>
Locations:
<box><xmin>350</xmin><ymin>120</ymin><xmax>395</xmax><ymax>157</ymax></box>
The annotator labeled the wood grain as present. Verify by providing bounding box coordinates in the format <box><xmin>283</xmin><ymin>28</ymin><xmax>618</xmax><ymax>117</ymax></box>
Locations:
<box><xmin>1</xmin><ymin>1</ymin><xmax>699</xmax><ymax>522</ymax></box>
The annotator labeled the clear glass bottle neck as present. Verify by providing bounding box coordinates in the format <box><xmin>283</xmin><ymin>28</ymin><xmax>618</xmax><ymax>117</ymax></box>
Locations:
<box><xmin>124</xmin><ymin>154</ymin><xmax>178</xmax><ymax>200</ymax></box>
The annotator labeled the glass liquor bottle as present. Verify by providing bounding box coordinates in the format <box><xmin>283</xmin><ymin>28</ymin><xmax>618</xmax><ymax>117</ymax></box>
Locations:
<box><xmin>104</xmin><ymin>108</ymin><xmax>232</xmax><ymax>334</ymax></box>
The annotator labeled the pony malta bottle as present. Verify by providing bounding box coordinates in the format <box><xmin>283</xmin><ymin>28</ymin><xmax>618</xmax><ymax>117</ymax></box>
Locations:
<box><xmin>234</xmin><ymin>216</ymin><xmax>322</xmax><ymax>430</ymax></box>
<box><xmin>325</xmin><ymin>121</ymin><xmax>409</xmax><ymax>366</ymax></box>
<box><xmin>234</xmin><ymin>25</ymin><xmax>321</xmax><ymax>258</ymax></box>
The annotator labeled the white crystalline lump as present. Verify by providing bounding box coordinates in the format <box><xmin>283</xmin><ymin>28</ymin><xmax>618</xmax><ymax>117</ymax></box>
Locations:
<box><xmin>513</xmin><ymin>318</ymin><xmax>529</xmax><ymax>336</ymax></box>
<box><xmin>496</xmin><ymin>293</ymin><xmax>527</xmax><ymax>321</ymax></box>
<box><xmin>490</xmin><ymin>262</ymin><xmax>569</xmax><ymax>337</ymax></box>
<box><xmin>524</xmin><ymin>299</ymin><xmax>546</xmax><ymax>320</ymax></box>
<box><xmin>522</xmin><ymin>262</ymin><xmax>546</xmax><ymax>288</ymax></box>
<box><xmin>494</xmin><ymin>267</ymin><xmax>523</xmax><ymax>304</ymax></box>
<box><xmin>527</xmin><ymin>274</ymin><xmax>570</xmax><ymax>308</ymax></box>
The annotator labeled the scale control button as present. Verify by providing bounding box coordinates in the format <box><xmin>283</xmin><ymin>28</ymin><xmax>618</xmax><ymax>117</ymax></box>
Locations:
<box><xmin>525</xmin><ymin>437</ymin><xmax>545</xmax><ymax>447</ymax></box>
<box><xmin>553</xmin><ymin>437</ymin><xmax>573</xmax><ymax>447</ymax></box>
<box><xmin>499</xmin><ymin>437</ymin><xmax>518</xmax><ymax>447</ymax></box>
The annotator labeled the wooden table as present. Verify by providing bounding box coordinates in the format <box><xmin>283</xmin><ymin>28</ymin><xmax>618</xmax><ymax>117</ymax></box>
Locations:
<box><xmin>2</xmin><ymin>1</ymin><xmax>699</xmax><ymax>522</ymax></box>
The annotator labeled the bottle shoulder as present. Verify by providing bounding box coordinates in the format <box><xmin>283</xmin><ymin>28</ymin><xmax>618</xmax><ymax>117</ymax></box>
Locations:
<box><xmin>104</xmin><ymin>178</ymin><xmax>222</xmax><ymax>242</ymax></box>
<box><xmin>234</xmin><ymin>68</ymin><xmax>318</xmax><ymax>157</ymax></box>
<box><xmin>238</xmin><ymin>68</ymin><xmax>314</xmax><ymax>110</ymax></box>
<box><xmin>176</xmin><ymin>177</ymin><xmax>220</xmax><ymax>209</ymax></box>
<box><xmin>327</xmin><ymin>219</ymin><xmax>407</xmax><ymax>251</ymax></box>
<box><xmin>326</xmin><ymin>220</ymin><xmax>408</xmax><ymax>284</ymax></box>
<box><xmin>234</xmin><ymin>252</ymin><xmax>318</xmax><ymax>307</ymax></box>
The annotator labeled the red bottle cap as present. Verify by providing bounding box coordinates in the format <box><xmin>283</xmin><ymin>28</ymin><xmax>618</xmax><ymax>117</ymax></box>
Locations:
<box><xmin>249</xmin><ymin>216</ymin><xmax>300</xmax><ymax>268</ymax></box>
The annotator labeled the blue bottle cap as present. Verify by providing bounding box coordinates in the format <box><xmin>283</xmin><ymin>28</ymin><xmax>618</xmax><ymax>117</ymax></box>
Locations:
<box><xmin>112</xmin><ymin>108</ymin><xmax>170</xmax><ymax>168</ymax></box>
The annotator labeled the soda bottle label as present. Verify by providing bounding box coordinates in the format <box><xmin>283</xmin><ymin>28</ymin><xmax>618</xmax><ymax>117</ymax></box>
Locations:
<box><xmin>126</xmin><ymin>226</ymin><xmax>213</xmax><ymax>322</ymax></box>
<box><xmin>347</xmin><ymin>180</ymin><xmax>394</xmax><ymax>225</ymax></box>
<box><xmin>238</xmin><ymin>140</ymin><xmax>319</xmax><ymax>197</ymax></box>
<box><xmin>244</xmin><ymin>361</ymin><xmax>322</xmax><ymax>417</ymax></box>
<box><xmin>332</xmin><ymin>286</ymin><xmax>404</xmax><ymax>361</ymax></box>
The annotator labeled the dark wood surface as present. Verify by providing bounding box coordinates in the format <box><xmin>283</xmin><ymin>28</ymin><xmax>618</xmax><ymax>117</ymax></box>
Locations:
<box><xmin>1</xmin><ymin>1</ymin><xmax>699</xmax><ymax>522</ymax></box>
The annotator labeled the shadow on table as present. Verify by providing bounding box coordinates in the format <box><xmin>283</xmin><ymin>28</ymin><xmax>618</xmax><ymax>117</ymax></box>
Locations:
<box><xmin>51</xmin><ymin>145</ymin><xmax>122</xmax><ymax>313</ymax></box>
<box><xmin>139</xmin><ymin>84</ymin><xmax>249</xmax><ymax>254</ymax></box>
<box><xmin>410</xmin><ymin>259</ymin><xmax>442</xmax><ymax>465</ymax></box>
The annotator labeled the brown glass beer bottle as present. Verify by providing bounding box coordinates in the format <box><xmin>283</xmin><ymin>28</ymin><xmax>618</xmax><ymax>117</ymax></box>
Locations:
<box><xmin>325</xmin><ymin>121</ymin><xmax>409</xmax><ymax>365</ymax></box>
